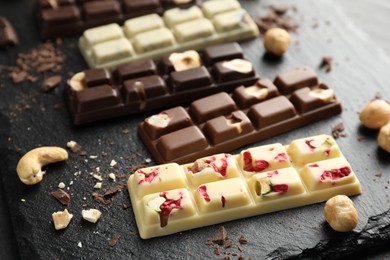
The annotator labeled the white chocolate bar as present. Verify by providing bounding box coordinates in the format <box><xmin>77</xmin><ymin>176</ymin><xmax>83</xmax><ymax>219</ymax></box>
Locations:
<box><xmin>128</xmin><ymin>134</ymin><xmax>361</xmax><ymax>239</ymax></box>
<box><xmin>79</xmin><ymin>0</ymin><xmax>259</xmax><ymax>69</ymax></box>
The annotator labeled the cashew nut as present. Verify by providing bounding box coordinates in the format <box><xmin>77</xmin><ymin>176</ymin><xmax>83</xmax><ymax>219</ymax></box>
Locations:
<box><xmin>16</xmin><ymin>147</ymin><xmax>68</xmax><ymax>185</ymax></box>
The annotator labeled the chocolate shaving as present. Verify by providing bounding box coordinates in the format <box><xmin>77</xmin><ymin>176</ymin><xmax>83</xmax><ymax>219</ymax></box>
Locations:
<box><xmin>214</xmin><ymin>245</ymin><xmax>221</xmax><ymax>255</ymax></box>
<box><xmin>239</xmin><ymin>234</ymin><xmax>248</xmax><ymax>245</ymax></box>
<box><xmin>41</xmin><ymin>75</ymin><xmax>62</xmax><ymax>92</ymax></box>
<box><xmin>92</xmin><ymin>193</ymin><xmax>110</xmax><ymax>205</ymax></box>
<box><xmin>331</xmin><ymin>122</ymin><xmax>346</xmax><ymax>139</ymax></box>
<box><xmin>79</xmin><ymin>150</ymin><xmax>87</xmax><ymax>156</ymax></box>
<box><xmin>256</xmin><ymin>5</ymin><xmax>299</xmax><ymax>35</ymax></box>
<box><xmin>320</xmin><ymin>55</ymin><xmax>333</xmax><ymax>72</ymax></box>
<box><xmin>121</xmin><ymin>129</ymin><xmax>130</xmax><ymax>134</ymax></box>
<box><xmin>109</xmin><ymin>233</ymin><xmax>121</xmax><ymax>247</ymax></box>
<box><xmin>103</xmin><ymin>185</ymin><xmax>123</xmax><ymax>198</ymax></box>
<box><xmin>212</xmin><ymin>226</ymin><xmax>228</xmax><ymax>245</ymax></box>
<box><xmin>51</xmin><ymin>189</ymin><xmax>70</xmax><ymax>206</ymax></box>
<box><xmin>223</xmin><ymin>239</ymin><xmax>233</xmax><ymax>249</ymax></box>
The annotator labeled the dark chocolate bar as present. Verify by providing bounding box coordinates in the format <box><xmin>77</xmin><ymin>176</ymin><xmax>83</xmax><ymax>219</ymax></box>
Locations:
<box><xmin>36</xmin><ymin>0</ymin><xmax>202</xmax><ymax>39</ymax></box>
<box><xmin>65</xmin><ymin>43</ymin><xmax>258</xmax><ymax>125</ymax></box>
<box><xmin>139</xmin><ymin>66</ymin><xmax>343</xmax><ymax>164</ymax></box>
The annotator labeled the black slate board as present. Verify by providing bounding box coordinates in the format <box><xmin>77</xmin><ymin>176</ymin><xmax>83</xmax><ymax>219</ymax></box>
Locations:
<box><xmin>1</xmin><ymin>0</ymin><xmax>390</xmax><ymax>259</ymax></box>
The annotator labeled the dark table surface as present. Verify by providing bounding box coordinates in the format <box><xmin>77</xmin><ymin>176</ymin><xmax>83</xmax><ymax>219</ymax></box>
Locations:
<box><xmin>2</xmin><ymin>0</ymin><xmax>390</xmax><ymax>259</ymax></box>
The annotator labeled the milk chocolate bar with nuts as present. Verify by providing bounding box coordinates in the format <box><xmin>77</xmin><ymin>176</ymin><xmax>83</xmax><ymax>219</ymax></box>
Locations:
<box><xmin>78</xmin><ymin>0</ymin><xmax>259</xmax><ymax>69</ymax></box>
<box><xmin>65</xmin><ymin>43</ymin><xmax>258</xmax><ymax>125</ymax></box>
<box><xmin>36</xmin><ymin>0</ymin><xmax>202</xmax><ymax>39</ymax></box>
<box><xmin>139</xmin><ymin>66</ymin><xmax>343</xmax><ymax>164</ymax></box>
<box><xmin>127</xmin><ymin>134</ymin><xmax>361</xmax><ymax>239</ymax></box>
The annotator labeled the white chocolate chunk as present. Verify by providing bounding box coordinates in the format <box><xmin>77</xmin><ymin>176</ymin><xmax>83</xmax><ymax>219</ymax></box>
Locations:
<box><xmin>131</xmin><ymin>163</ymin><xmax>186</xmax><ymax>197</ymax></box>
<box><xmin>184</xmin><ymin>153</ymin><xmax>239</xmax><ymax>186</ymax></box>
<box><xmin>110</xmin><ymin>160</ymin><xmax>117</xmax><ymax>167</ymax></box>
<box><xmin>169</xmin><ymin>50</ymin><xmax>201</xmax><ymax>71</ymax></box>
<box><xmin>213</xmin><ymin>10</ymin><xmax>249</xmax><ymax>32</ymax></box>
<box><xmin>222</xmin><ymin>59</ymin><xmax>253</xmax><ymax>74</ymax></box>
<box><xmin>94</xmin><ymin>182</ymin><xmax>102</xmax><ymax>189</ymax></box>
<box><xmin>300</xmin><ymin>157</ymin><xmax>356</xmax><ymax>191</ymax></box>
<box><xmin>93</xmin><ymin>174</ymin><xmax>103</xmax><ymax>181</ymax></box>
<box><xmin>173</xmin><ymin>18</ymin><xmax>215</xmax><ymax>43</ymax></box>
<box><xmin>58</xmin><ymin>182</ymin><xmax>65</xmax><ymax>189</ymax></box>
<box><xmin>66</xmin><ymin>140</ymin><xmax>78</xmax><ymax>148</ymax></box>
<box><xmin>109</xmin><ymin>173</ymin><xmax>116</xmax><ymax>181</ymax></box>
<box><xmin>194</xmin><ymin>178</ymin><xmax>250</xmax><ymax>213</ymax></box>
<box><xmin>52</xmin><ymin>209</ymin><xmax>73</xmax><ymax>230</ymax></box>
<box><xmin>82</xmin><ymin>209</ymin><xmax>102</xmax><ymax>223</ymax></box>
<box><xmin>238</xmin><ymin>143</ymin><xmax>291</xmax><ymax>177</ymax></box>
<box><xmin>133</xmin><ymin>28</ymin><xmax>175</xmax><ymax>53</ymax></box>
<box><xmin>309</xmin><ymin>88</ymin><xmax>334</xmax><ymax>102</ymax></box>
<box><xmin>92</xmin><ymin>38</ymin><xmax>133</xmax><ymax>64</ymax></box>
<box><xmin>123</xmin><ymin>14</ymin><xmax>164</xmax><ymax>38</ymax></box>
<box><xmin>287</xmin><ymin>135</ymin><xmax>341</xmax><ymax>166</ymax></box>
<box><xmin>164</xmin><ymin>6</ymin><xmax>203</xmax><ymax>28</ymax></box>
<box><xmin>84</xmin><ymin>23</ymin><xmax>124</xmax><ymax>46</ymax></box>
<box><xmin>201</xmin><ymin>0</ymin><xmax>241</xmax><ymax>18</ymax></box>
<box><xmin>244</xmin><ymin>85</ymin><xmax>268</xmax><ymax>100</ymax></box>
<box><xmin>147</xmin><ymin>113</ymin><xmax>170</xmax><ymax>128</ymax></box>
<box><xmin>68</xmin><ymin>72</ymin><xmax>86</xmax><ymax>91</ymax></box>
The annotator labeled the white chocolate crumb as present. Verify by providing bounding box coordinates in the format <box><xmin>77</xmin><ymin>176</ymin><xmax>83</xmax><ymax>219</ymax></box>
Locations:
<box><xmin>94</xmin><ymin>182</ymin><xmax>102</xmax><ymax>189</ymax></box>
<box><xmin>77</xmin><ymin>242</ymin><xmax>82</xmax><ymax>248</ymax></box>
<box><xmin>69</xmin><ymin>181</ymin><xmax>74</xmax><ymax>186</ymax></box>
<box><xmin>96</xmin><ymin>167</ymin><xmax>100</xmax><ymax>172</ymax></box>
<box><xmin>21</xmin><ymin>199</ymin><xmax>26</xmax><ymax>202</ymax></box>
<box><xmin>52</xmin><ymin>209</ymin><xmax>73</xmax><ymax>230</ymax></box>
<box><xmin>145</xmin><ymin>158</ymin><xmax>152</xmax><ymax>163</ymax></box>
<box><xmin>82</xmin><ymin>209</ymin><xmax>102</xmax><ymax>223</ymax></box>
<box><xmin>109</xmin><ymin>173</ymin><xmax>116</xmax><ymax>181</ymax></box>
<box><xmin>83</xmin><ymin>197</ymin><xmax>86</xmax><ymax>200</ymax></box>
<box><xmin>89</xmin><ymin>155</ymin><xmax>98</xmax><ymax>159</ymax></box>
<box><xmin>66</xmin><ymin>141</ymin><xmax>77</xmax><ymax>149</ymax></box>
<box><xmin>110</xmin><ymin>160</ymin><xmax>117</xmax><ymax>167</ymax></box>
<box><xmin>93</xmin><ymin>174</ymin><xmax>103</xmax><ymax>181</ymax></box>
<box><xmin>58</xmin><ymin>182</ymin><xmax>65</xmax><ymax>189</ymax></box>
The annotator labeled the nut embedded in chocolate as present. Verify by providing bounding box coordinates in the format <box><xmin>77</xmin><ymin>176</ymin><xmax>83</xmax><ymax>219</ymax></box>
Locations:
<box><xmin>0</xmin><ymin>16</ymin><xmax>18</xmax><ymax>47</ymax></box>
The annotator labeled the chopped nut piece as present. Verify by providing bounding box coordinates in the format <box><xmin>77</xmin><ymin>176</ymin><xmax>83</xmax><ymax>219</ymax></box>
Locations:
<box><xmin>58</xmin><ymin>182</ymin><xmax>65</xmax><ymax>189</ymax></box>
<box><xmin>169</xmin><ymin>50</ymin><xmax>201</xmax><ymax>71</ymax></box>
<box><xmin>255</xmin><ymin>178</ymin><xmax>272</xmax><ymax>196</ymax></box>
<box><xmin>69</xmin><ymin>72</ymin><xmax>86</xmax><ymax>91</ymax></box>
<box><xmin>94</xmin><ymin>182</ymin><xmax>102</xmax><ymax>189</ymax></box>
<box><xmin>67</xmin><ymin>141</ymin><xmax>77</xmax><ymax>148</ymax></box>
<box><xmin>82</xmin><ymin>209</ymin><xmax>102</xmax><ymax>223</ymax></box>
<box><xmin>110</xmin><ymin>159</ymin><xmax>117</xmax><ymax>167</ymax></box>
<box><xmin>264</xmin><ymin>28</ymin><xmax>290</xmax><ymax>56</ymax></box>
<box><xmin>109</xmin><ymin>173</ymin><xmax>116</xmax><ymax>181</ymax></box>
<box><xmin>77</xmin><ymin>241</ymin><xmax>82</xmax><ymax>248</ymax></box>
<box><xmin>52</xmin><ymin>209</ymin><xmax>73</xmax><ymax>230</ymax></box>
<box><xmin>309</xmin><ymin>87</ymin><xmax>334</xmax><ymax>102</ymax></box>
<box><xmin>191</xmin><ymin>159</ymin><xmax>208</xmax><ymax>173</ymax></box>
<box><xmin>222</xmin><ymin>59</ymin><xmax>253</xmax><ymax>74</ymax></box>
<box><xmin>147</xmin><ymin>113</ymin><xmax>170</xmax><ymax>127</ymax></box>
<box><xmin>93</xmin><ymin>174</ymin><xmax>103</xmax><ymax>181</ymax></box>
<box><xmin>244</xmin><ymin>85</ymin><xmax>268</xmax><ymax>99</ymax></box>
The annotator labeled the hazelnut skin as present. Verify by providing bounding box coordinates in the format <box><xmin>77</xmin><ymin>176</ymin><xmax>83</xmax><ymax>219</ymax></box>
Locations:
<box><xmin>263</xmin><ymin>28</ymin><xmax>290</xmax><ymax>56</ymax></box>
<box><xmin>324</xmin><ymin>195</ymin><xmax>358</xmax><ymax>232</ymax></box>
<box><xmin>359</xmin><ymin>99</ymin><xmax>390</xmax><ymax>129</ymax></box>
<box><xmin>378</xmin><ymin>123</ymin><xmax>390</xmax><ymax>153</ymax></box>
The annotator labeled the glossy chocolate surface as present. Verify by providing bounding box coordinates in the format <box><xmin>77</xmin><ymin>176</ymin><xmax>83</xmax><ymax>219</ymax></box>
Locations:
<box><xmin>65</xmin><ymin>43</ymin><xmax>258</xmax><ymax>124</ymax></box>
<box><xmin>139</xmin><ymin>66</ymin><xmax>343</xmax><ymax>164</ymax></box>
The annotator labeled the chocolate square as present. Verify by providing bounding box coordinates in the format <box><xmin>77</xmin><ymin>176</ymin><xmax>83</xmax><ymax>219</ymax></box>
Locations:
<box><xmin>38</xmin><ymin>0</ymin><xmax>74</xmax><ymax>8</ymax></box>
<box><xmin>212</xmin><ymin>60</ymin><xmax>255</xmax><ymax>83</ymax></box>
<box><xmin>122</xmin><ymin>75</ymin><xmax>167</xmax><ymax>103</ymax></box>
<box><xmin>169</xmin><ymin>66</ymin><xmax>212</xmax><ymax>92</ymax></box>
<box><xmin>248</xmin><ymin>96</ymin><xmax>297</xmax><ymax>129</ymax></box>
<box><xmin>83</xmin><ymin>1</ymin><xmax>121</xmax><ymax>21</ymax></box>
<box><xmin>156</xmin><ymin>126</ymin><xmax>208</xmax><ymax>161</ymax></box>
<box><xmin>189</xmin><ymin>92</ymin><xmax>237</xmax><ymax>123</ymax></box>
<box><xmin>203</xmin><ymin>111</ymin><xmax>254</xmax><ymax>145</ymax></box>
<box><xmin>84</xmin><ymin>69</ymin><xmax>112</xmax><ymax>87</ymax></box>
<box><xmin>203</xmin><ymin>42</ymin><xmax>243</xmax><ymax>66</ymax></box>
<box><xmin>273</xmin><ymin>66</ymin><xmax>318</xmax><ymax>95</ymax></box>
<box><xmin>41</xmin><ymin>5</ymin><xmax>81</xmax><ymax>25</ymax></box>
<box><xmin>123</xmin><ymin>0</ymin><xmax>161</xmax><ymax>15</ymax></box>
<box><xmin>116</xmin><ymin>59</ymin><xmax>157</xmax><ymax>83</ymax></box>
<box><xmin>75</xmin><ymin>85</ymin><xmax>120</xmax><ymax>113</ymax></box>
<box><xmin>290</xmin><ymin>84</ymin><xmax>334</xmax><ymax>113</ymax></box>
<box><xmin>144</xmin><ymin>107</ymin><xmax>193</xmax><ymax>140</ymax></box>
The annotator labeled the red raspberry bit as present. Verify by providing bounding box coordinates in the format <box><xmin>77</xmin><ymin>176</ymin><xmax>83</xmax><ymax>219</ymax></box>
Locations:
<box><xmin>305</xmin><ymin>139</ymin><xmax>316</xmax><ymax>152</ymax></box>
<box><xmin>198</xmin><ymin>185</ymin><xmax>210</xmax><ymax>202</ymax></box>
<box><xmin>243</xmin><ymin>151</ymin><xmax>254</xmax><ymax>171</ymax></box>
<box><xmin>159</xmin><ymin>192</ymin><xmax>183</xmax><ymax>227</ymax></box>
<box><xmin>221</xmin><ymin>196</ymin><xmax>226</xmax><ymax>208</ymax></box>
<box><xmin>308</xmin><ymin>164</ymin><xmax>319</xmax><ymax>167</ymax></box>
<box><xmin>273</xmin><ymin>184</ymin><xmax>288</xmax><ymax>194</ymax></box>
<box><xmin>324</xmin><ymin>148</ymin><xmax>331</xmax><ymax>156</ymax></box>
<box><xmin>254</xmin><ymin>160</ymin><xmax>269</xmax><ymax>171</ymax></box>
<box><xmin>137</xmin><ymin>168</ymin><xmax>159</xmax><ymax>185</ymax></box>
<box><xmin>319</xmin><ymin>166</ymin><xmax>351</xmax><ymax>182</ymax></box>
<box><xmin>267</xmin><ymin>170</ymin><xmax>279</xmax><ymax>177</ymax></box>
<box><xmin>274</xmin><ymin>153</ymin><xmax>287</xmax><ymax>162</ymax></box>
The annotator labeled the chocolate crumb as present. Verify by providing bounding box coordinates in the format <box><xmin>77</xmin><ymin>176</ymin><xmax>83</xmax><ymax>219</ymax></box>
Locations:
<box><xmin>109</xmin><ymin>233</ymin><xmax>121</xmax><ymax>247</ymax></box>
<box><xmin>70</xmin><ymin>143</ymin><xmax>82</xmax><ymax>153</ymax></box>
<box><xmin>214</xmin><ymin>245</ymin><xmax>221</xmax><ymax>255</ymax></box>
<box><xmin>0</xmin><ymin>16</ymin><xmax>18</xmax><ymax>47</ymax></box>
<box><xmin>121</xmin><ymin>129</ymin><xmax>130</xmax><ymax>134</ymax></box>
<box><xmin>375</xmin><ymin>172</ymin><xmax>382</xmax><ymax>178</ymax></box>
<box><xmin>41</xmin><ymin>75</ymin><xmax>62</xmax><ymax>92</ymax></box>
<box><xmin>238</xmin><ymin>256</ymin><xmax>245</xmax><ymax>260</ymax></box>
<box><xmin>92</xmin><ymin>193</ymin><xmax>110</xmax><ymax>205</ymax></box>
<box><xmin>271</xmin><ymin>4</ymin><xmax>288</xmax><ymax>15</ymax></box>
<box><xmin>239</xmin><ymin>234</ymin><xmax>248</xmax><ymax>245</ymax></box>
<box><xmin>103</xmin><ymin>185</ymin><xmax>123</xmax><ymax>198</ymax></box>
<box><xmin>231</xmin><ymin>252</ymin><xmax>238</xmax><ymax>256</ymax></box>
<box><xmin>331</xmin><ymin>122</ymin><xmax>346</xmax><ymax>139</ymax></box>
<box><xmin>212</xmin><ymin>226</ymin><xmax>228</xmax><ymax>245</ymax></box>
<box><xmin>223</xmin><ymin>256</ymin><xmax>231</xmax><ymax>260</ymax></box>
<box><xmin>238</xmin><ymin>245</ymin><xmax>244</xmax><ymax>252</ymax></box>
<box><xmin>256</xmin><ymin>5</ymin><xmax>298</xmax><ymax>35</ymax></box>
<box><xmin>205</xmin><ymin>240</ymin><xmax>214</xmax><ymax>246</ymax></box>
<box><xmin>79</xmin><ymin>150</ymin><xmax>87</xmax><ymax>156</ymax></box>
<box><xmin>223</xmin><ymin>239</ymin><xmax>233</xmax><ymax>249</ymax></box>
<box><xmin>123</xmin><ymin>203</ymin><xmax>131</xmax><ymax>209</ymax></box>
<box><xmin>51</xmin><ymin>189</ymin><xmax>70</xmax><ymax>206</ymax></box>
<box><xmin>320</xmin><ymin>55</ymin><xmax>333</xmax><ymax>73</ymax></box>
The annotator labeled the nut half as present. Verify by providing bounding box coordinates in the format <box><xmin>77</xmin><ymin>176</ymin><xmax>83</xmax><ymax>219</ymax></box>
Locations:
<box><xmin>169</xmin><ymin>50</ymin><xmax>201</xmax><ymax>72</ymax></box>
<box><xmin>16</xmin><ymin>146</ymin><xmax>68</xmax><ymax>185</ymax></box>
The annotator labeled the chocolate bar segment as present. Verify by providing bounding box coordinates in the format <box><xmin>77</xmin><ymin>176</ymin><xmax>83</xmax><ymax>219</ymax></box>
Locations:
<box><xmin>74</xmin><ymin>85</ymin><xmax>120</xmax><ymax>113</ymax></box>
<box><xmin>139</xmin><ymin>66</ymin><xmax>343</xmax><ymax>164</ymax></box>
<box><xmin>203</xmin><ymin>42</ymin><xmax>243</xmax><ymax>65</ymax></box>
<box><xmin>36</xmin><ymin>0</ymin><xmax>203</xmax><ymax>39</ymax></box>
<box><xmin>65</xmin><ymin>43</ymin><xmax>258</xmax><ymax>124</ymax></box>
<box><xmin>128</xmin><ymin>134</ymin><xmax>361</xmax><ymax>239</ymax></box>
<box><xmin>273</xmin><ymin>66</ymin><xmax>318</xmax><ymax>95</ymax></box>
<box><xmin>77</xmin><ymin>0</ymin><xmax>259</xmax><ymax>69</ymax></box>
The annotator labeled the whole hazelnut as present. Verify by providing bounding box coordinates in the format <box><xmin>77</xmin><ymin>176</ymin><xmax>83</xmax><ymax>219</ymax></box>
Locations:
<box><xmin>263</xmin><ymin>28</ymin><xmax>290</xmax><ymax>56</ymax></box>
<box><xmin>324</xmin><ymin>195</ymin><xmax>358</xmax><ymax>232</ymax></box>
<box><xmin>378</xmin><ymin>123</ymin><xmax>390</xmax><ymax>153</ymax></box>
<box><xmin>359</xmin><ymin>99</ymin><xmax>390</xmax><ymax>129</ymax></box>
